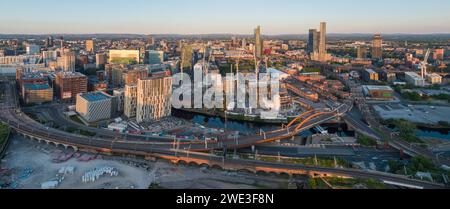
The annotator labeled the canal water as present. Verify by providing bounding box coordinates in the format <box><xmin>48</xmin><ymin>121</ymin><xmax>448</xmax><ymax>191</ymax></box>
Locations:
<box><xmin>416</xmin><ymin>128</ymin><xmax>450</xmax><ymax>140</ymax></box>
<box><xmin>173</xmin><ymin>110</ymin><xmax>354</xmax><ymax>137</ymax></box>
<box><xmin>387</xmin><ymin>125</ymin><xmax>450</xmax><ymax>141</ymax></box>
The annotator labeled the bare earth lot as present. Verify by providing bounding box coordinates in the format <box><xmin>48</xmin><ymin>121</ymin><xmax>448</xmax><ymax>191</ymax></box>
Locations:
<box><xmin>1</xmin><ymin>135</ymin><xmax>299</xmax><ymax>189</ymax></box>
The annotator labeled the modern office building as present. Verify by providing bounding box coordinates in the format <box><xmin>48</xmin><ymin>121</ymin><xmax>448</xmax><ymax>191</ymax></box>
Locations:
<box><xmin>254</xmin><ymin>25</ymin><xmax>263</xmax><ymax>59</ymax></box>
<box><xmin>136</xmin><ymin>76</ymin><xmax>172</xmax><ymax>123</ymax></box>
<box><xmin>372</xmin><ymin>34</ymin><xmax>383</xmax><ymax>60</ymax></box>
<box><xmin>109</xmin><ymin>50</ymin><xmax>140</xmax><ymax>64</ymax></box>
<box><xmin>58</xmin><ymin>51</ymin><xmax>76</xmax><ymax>72</ymax></box>
<box><xmin>405</xmin><ymin>72</ymin><xmax>426</xmax><ymax>86</ymax></box>
<box><xmin>105</xmin><ymin>64</ymin><xmax>128</xmax><ymax>87</ymax></box>
<box><xmin>148</xmin><ymin>50</ymin><xmax>164</xmax><ymax>64</ymax></box>
<box><xmin>124</xmin><ymin>84</ymin><xmax>137</xmax><ymax>118</ymax></box>
<box><xmin>76</xmin><ymin>91</ymin><xmax>112</xmax><ymax>122</ymax></box>
<box><xmin>96</xmin><ymin>53</ymin><xmax>107</xmax><ymax>68</ymax></box>
<box><xmin>363</xmin><ymin>69</ymin><xmax>379</xmax><ymax>82</ymax></box>
<box><xmin>22</xmin><ymin>83</ymin><xmax>53</xmax><ymax>104</ymax></box>
<box><xmin>55</xmin><ymin>72</ymin><xmax>88</xmax><ymax>100</ymax></box>
<box><xmin>426</xmin><ymin>73</ymin><xmax>442</xmax><ymax>84</ymax></box>
<box><xmin>26</xmin><ymin>45</ymin><xmax>40</xmax><ymax>55</ymax></box>
<box><xmin>86</xmin><ymin>40</ymin><xmax>95</xmax><ymax>53</ymax></box>
<box><xmin>45</xmin><ymin>36</ymin><xmax>54</xmax><ymax>48</ymax></box>
<box><xmin>42</xmin><ymin>50</ymin><xmax>58</xmax><ymax>64</ymax></box>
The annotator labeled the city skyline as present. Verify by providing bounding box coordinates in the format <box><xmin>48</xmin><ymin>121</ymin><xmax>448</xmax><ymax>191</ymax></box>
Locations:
<box><xmin>1</xmin><ymin>0</ymin><xmax>450</xmax><ymax>35</ymax></box>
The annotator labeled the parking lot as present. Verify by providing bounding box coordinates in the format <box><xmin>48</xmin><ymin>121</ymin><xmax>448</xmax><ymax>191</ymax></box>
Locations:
<box><xmin>373</xmin><ymin>103</ymin><xmax>450</xmax><ymax>124</ymax></box>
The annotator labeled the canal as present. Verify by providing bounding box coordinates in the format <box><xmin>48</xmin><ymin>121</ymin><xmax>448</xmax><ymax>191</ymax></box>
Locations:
<box><xmin>173</xmin><ymin>110</ymin><xmax>355</xmax><ymax>137</ymax></box>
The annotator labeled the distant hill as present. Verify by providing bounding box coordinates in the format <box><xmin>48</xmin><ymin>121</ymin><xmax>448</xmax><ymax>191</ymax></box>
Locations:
<box><xmin>1</xmin><ymin>33</ymin><xmax>450</xmax><ymax>41</ymax></box>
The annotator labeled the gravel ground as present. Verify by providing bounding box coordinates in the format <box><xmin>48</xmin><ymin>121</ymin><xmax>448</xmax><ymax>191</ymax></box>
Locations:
<box><xmin>1</xmin><ymin>135</ymin><xmax>301</xmax><ymax>189</ymax></box>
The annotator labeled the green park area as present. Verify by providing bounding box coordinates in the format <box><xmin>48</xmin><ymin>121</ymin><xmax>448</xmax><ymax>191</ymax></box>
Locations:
<box><xmin>110</xmin><ymin>57</ymin><xmax>137</xmax><ymax>65</ymax></box>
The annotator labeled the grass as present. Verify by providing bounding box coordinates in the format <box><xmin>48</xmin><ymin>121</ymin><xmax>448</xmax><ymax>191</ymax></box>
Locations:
<box><xmin>65</xmin><ymin>126</ymin><xmax>96</xmax><ymax>137</ymax></box>
<box><xmin>307</xmin><ymin>178</ymin><xmax>330</xmax><ymax>189</ymax></box>
<box><xmin>255</xmin><ymin>155</ymin><xmax>351</xmax><ymax>169</ymax></box>
<box><xmin>324</xmin><ymin>177</ymin><xmax>386</xmax><ymax>189</ymax></box>
<box><xmin>0</xmin><ymin>123</ymin><xmax>11</xmax><ymax>146</ymax></box>
<box><xmin>70</xmin><ymin>115</ymin><xmax>84</xmax><ymax>125</ymax></box>
<box><xmin>356</xmin><ymin>135</ymin><xmax>378</xmax><ymax>147</ymax></box>
<box><xmin>79</xmin><ymin>129</ymin><xmax>96</xmax><ymax>137</ymax></box>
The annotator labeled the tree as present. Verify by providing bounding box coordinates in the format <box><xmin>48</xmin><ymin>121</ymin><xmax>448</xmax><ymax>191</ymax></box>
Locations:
<box><xmin>410</xmin><ymin>156</ymin><xmax>435</xmax><ymax>172</ymax></box>
<box><xmin>396</xmin><ymin>120</ymin><xmax>420</xmax><ymax>142</ymax></box>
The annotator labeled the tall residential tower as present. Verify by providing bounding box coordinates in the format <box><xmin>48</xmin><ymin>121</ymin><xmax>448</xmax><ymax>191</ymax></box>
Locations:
<box><xmin>254</xmin><ymin>25</ymin><xmax>263</xmax><ymax>59</ymax></box>
<box><xmin>372</xmin><ymin>34</ymin><xmax>383</xmax><ymax>60</ymax></box>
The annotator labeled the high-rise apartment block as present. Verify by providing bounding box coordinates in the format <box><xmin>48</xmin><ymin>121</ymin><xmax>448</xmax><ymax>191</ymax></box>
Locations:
<box><xmin>310</xmin><ymin>22</ymin><xmax>332</xmax><ymax>62</ymax></box>
<box><xmin>181</xmin><ymin>45</ymin><xmax>193</xmax><ymax>70</ymax></box>
<box><xmin>372</xmin><ymin>34</ymin><xmax>383</xmax><ymax>60</ymax></box>
<box><xmin>357</xmin><ymin>45</ymin><xmax>367</xmax><ymax>59</ymax></box>
<box><xmin>86</xmin><ymin>40</ymin><xmax>95</xmax><ymax>53</ymax></box>
<box><xmin>123</xmin><ymin>69</ymin><xmax>148</xmax><ymax>85</ymax></box>
<box><xmin>136</xmin><ymin>76</ymin><xmax>172</xmax><ymax>123</ymax></box>
<box><xmin>254</xmin><ymin>25</ymin><xmax>263</xmax><ymax>59</ymax></box>
<box><xmin>307</xmin><ymin>29</ymin><xmax>320</xmax><ymax>55</ymax></box>
<box><xmin>58</xmin><ymin>50</ymin><xmax>76</xmax><ymax>72</ymax></box>
<box><xmin>124</xmin><ymin>84</ymin><xmax>137</xmax><ymax>118</ymax></box>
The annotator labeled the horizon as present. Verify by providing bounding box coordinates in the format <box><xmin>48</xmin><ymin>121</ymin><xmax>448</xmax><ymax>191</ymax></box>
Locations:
<box><xmin>1</xmin><ymin>0</ymin><xmax>450</xmax><ymax>34</ymax></box>
<box><xmin>2</xmin><ymin>32</ymin><xmax>450</xmax><ymax>36</ymax></box>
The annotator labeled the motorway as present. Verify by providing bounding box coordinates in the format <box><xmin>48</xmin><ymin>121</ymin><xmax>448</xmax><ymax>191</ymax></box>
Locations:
<box><xmin>1</xmin><ymin>78</ymin><xmax>447</xmax><ymax>189</ymax></box>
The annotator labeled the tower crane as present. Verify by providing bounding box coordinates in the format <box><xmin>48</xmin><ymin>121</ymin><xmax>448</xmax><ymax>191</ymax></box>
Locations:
<box><xmin>421</xmin><ymin>48</ymin><xmax>431</xmax><ymax>79</ymax></box>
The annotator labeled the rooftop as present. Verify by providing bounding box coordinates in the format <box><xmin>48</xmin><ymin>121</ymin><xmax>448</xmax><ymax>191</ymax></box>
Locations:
<box><xmin>427</xmin><ymin>73</ymin><xmax>442</xmax><ymax>78</ymax></box>
<box><xmin>23</xmin><ymin>83</ymin><xmax>51</xmax><ymax>90</ymax></box>
<box><xmin>405</xmin><ymin>71</ymin><xmax>425</xmax><ymax>80</ymax></box>
<box><xmin>365</xmin><ymin>69</ymin><xmax>377</xmax><ymax>74</ymax></box>
<box><xmin>79</xmin><ymin>91</ymin><xmax>111</xmax><ymax>102</ymax></box>
<box><xmin>57</xmin><ymin>71</ymin><xmax>87</xmax><ymax>78</ymax></box>
<box><xmin>363</xmin><ymin>85</ymin><xmax>394</xmax><ymax>91</ymax></box>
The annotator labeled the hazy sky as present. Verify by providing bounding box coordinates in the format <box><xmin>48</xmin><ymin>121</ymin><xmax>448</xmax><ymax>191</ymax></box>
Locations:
<box><xmin>1</xmin><ymin>0</ymin><xmax>450</xmax><ymax>34</ymax></box>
